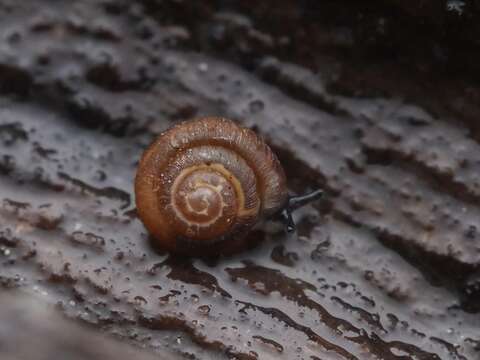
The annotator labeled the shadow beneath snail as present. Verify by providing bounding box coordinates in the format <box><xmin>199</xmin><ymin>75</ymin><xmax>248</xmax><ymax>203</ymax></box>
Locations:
<box><xmin>147</xmin><ymin>189</ymin><xmax>324</xmax><ymax>261</ymax></box>
<box><xmin>147</xmin><ymin>229</ymin><xmax>268</xmax><ymax>262</ymax></box>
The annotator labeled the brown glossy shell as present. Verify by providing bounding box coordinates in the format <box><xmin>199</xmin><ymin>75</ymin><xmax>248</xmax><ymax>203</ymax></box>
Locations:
<box><xmin>134</xmin><ymin>117</ymin><xmax>288</xmax><ymax>255</ymax></box>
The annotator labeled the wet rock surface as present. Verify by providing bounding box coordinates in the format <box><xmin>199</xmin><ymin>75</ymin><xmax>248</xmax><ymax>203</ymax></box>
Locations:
<box><xmin>0</xmin><ymin>292</ymin><xmax>174</xmax><ymax>360</ymax></box>
<box><xmin>0</xmin><ymin>1</ymin><xmax>480</xmax><ymax>359</ymax></box>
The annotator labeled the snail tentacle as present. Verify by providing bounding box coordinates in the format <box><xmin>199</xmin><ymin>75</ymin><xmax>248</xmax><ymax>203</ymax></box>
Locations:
<box><xmin>278</xmin><ymin>189</ymin><xmax>324</xmax><ymax>233</ymax></box>
<box><xmin>288</xmin><ymin>189</ymin><xmax>324</xmax><ymax>211</ymax></box>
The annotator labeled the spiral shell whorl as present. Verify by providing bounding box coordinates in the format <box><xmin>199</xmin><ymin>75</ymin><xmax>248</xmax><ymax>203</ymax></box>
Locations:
<box><xmin>158</xmin><ymin>145</ymin><xmax>260</xmax><ymax>243</ymax></box>
<box><xmin>135</xmin><ymin>117</ymin><xmax>288</xmax><ymax>254</ymax></box>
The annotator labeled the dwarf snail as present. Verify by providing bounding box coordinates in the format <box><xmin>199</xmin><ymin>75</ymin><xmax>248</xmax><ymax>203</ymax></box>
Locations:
<box><xmin>135</xmin><ymin>117</ymin><xmax>322</xmax><ymax>255</ymax></box>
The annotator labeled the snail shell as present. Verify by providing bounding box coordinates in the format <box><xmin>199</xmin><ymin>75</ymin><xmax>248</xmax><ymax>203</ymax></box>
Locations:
<box><xmin>135</xmin><ymin>117</ymin><xmax>288</xmax><ymax>255</ymax></box>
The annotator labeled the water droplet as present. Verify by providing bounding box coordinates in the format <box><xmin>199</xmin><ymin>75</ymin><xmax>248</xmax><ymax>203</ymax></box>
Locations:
<box><xmin>446</xmin><ymin>0</ymin><xmax>465</xmax><ymax>14</ymax></box>
<box><xmin>197</xmin><ymin>304</ymin><xmax>211</xmax><ymax>315</ymax></box>
<box><xmin>198</xmin><ymin>63</ymin><xmax>208</xmax><ymax>72</ymax></box>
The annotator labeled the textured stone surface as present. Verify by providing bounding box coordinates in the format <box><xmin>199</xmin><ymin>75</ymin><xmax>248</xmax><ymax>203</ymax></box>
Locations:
<box><xmin>0</xmin><ymin>292</ymin><xmax>174</xmax><ymax>360</ymax></box>
<box><xmin>0</xmin><ymin>1</ymin><xmax>480</xmax><ymax>359</ymax></box>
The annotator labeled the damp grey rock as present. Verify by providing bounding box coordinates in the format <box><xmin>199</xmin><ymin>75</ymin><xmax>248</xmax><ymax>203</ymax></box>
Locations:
<box><xmin>0</xmin><ymin>1</ymin><xmax>479</xmax><ymax>359</ymax></box>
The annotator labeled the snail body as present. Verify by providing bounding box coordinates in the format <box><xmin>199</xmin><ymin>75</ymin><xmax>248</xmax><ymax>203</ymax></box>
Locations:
<box><xmin>135</xmin><ymin>117</ymin><xmax>289</xmax><ymax>255</ymax></box>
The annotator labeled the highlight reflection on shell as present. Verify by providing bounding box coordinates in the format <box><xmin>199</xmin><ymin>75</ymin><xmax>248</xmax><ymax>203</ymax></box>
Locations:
<box><xmin>135</xmin><ymin>117</ymin><xmax>288</xmax><ymax>255</ymax></box>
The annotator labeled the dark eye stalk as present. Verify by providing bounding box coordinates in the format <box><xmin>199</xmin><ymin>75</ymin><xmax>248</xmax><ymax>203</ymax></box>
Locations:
<box><xmin>279</xmin><ymin>189</ymin><xmax>324</xmax><ymax>233</ymax></box>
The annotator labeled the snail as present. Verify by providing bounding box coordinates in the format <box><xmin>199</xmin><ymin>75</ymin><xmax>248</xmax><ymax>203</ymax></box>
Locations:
<box><xmin>135</xmin><ymin>117</ymin><xmax>322</xmax><ymax>255</ymax></box>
